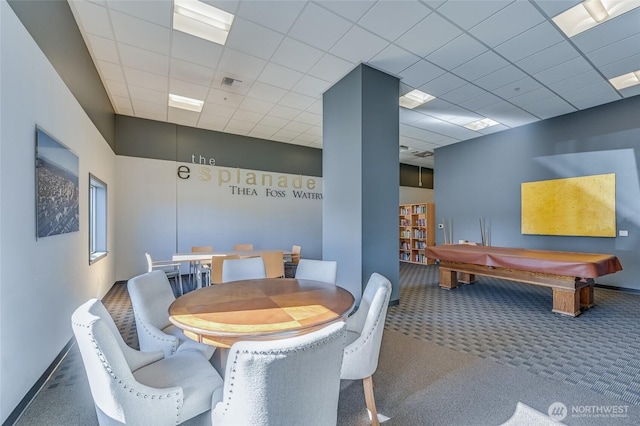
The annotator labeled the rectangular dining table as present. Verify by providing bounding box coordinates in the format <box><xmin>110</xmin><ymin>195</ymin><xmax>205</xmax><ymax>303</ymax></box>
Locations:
<box><xmin>168</xmin><ymin>277</ymin><xmax>355</xmax><ymax>376</ymax></box>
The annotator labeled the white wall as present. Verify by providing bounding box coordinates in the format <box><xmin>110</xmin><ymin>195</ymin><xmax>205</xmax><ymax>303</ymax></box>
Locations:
<box><xmin>114</xmin><ymin>158</ymin><xmax>323</xmax><ymax>282</ymax></box>
<box><xmin>0</xmin><ymin>4</ymin><xmax>116</xmax><ymax>421</ymax></box>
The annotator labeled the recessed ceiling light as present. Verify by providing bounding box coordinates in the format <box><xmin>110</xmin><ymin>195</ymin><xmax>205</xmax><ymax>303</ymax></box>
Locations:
<box><xmin>173</xmin><ymin>0</ymin><xmax>234</xmax><ymax>45</ymax></box>
<box><xmin>399</xmin><ymin>89</ymin><xmax>436</xmax><ymax>109</ymax></box>
<box><xmin>552</xmin><ymin>0</ymin><xmax>640</xmax><ymax>37</ymax></box>
<box><xmin>609</xmin><ymin>69</ymin><xmax>640</xmax><ymax>90</ymax></box>
<box><xmin>169</xmin><ymin>94</ymin><xmax>204</xmax><ymax>112</ymax></box>
<box><xmin>464</xmin><ymin>118</ymin><xmax>499</xmax><ymax>131</ymax></box>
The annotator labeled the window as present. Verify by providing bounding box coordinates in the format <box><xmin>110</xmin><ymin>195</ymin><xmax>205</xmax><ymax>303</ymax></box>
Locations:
<box><xmin>89</xmin><ymin>174</ymin><xmax>107</xmax><ymax>264</ymax></box>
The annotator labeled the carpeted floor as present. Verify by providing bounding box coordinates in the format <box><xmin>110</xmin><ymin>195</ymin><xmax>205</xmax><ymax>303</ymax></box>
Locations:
<box><xmin>14</xmin><ymin>263</ymin><xmax>640</xmax><ymax>425</ymax></box>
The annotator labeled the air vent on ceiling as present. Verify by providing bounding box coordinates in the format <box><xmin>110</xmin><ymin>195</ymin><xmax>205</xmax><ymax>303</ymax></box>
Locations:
<box><xmin>221</xmin><ymin>77</ymin><xmax>242</xmax><ymax>88</ymax></box>
<box><xmin>412</xmin><ymin>150</ymin><xmax>433</xmax><ymax>158</ymax></box>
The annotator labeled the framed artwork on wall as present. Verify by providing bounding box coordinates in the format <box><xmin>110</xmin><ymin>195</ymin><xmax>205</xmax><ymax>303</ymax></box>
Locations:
<box><xmin>35</xmin><ymin>126</ymin><xmax>79</xmax><ymax>238</ymax></box>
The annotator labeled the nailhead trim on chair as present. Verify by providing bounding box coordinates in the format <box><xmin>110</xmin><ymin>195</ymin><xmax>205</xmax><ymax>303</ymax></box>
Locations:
<box><xmin>133</xmin><ymin>311</ymin><xmax>179</xmax><ymax>354</ymax></box>
<box><xmin>72</xmin><ymin>320</ymin><xmax>184</xmax><ymax>424</ymax></box>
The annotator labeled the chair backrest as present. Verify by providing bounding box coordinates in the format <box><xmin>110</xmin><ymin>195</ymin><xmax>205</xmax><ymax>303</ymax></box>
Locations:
<box><xmin>233</xmin><ymin>243</ymin><xmax>253</xmax><ymax>251</ymax></box>
<box><xmin>191</xmin><ymin>245</ymin><xmax>213</xmax><ymax>252</ymax></box>
<box><xmin>211</xmin><ymin>322</ymin><xmax>347</xmax><ymax>426</ymax></box>
<box><xmin>211</xmin><ymin>254</ymin><xmax>240</xmax><ymax>284</ymax></box>
<box><xmin>291</xmin><ymin>245</ymin><xmax>302</xmax><ymax>264</ymax></box>
<box><xmin>127</xmin><ymin>270</ymin><xmax>176</xmax><ymax>355</ymax></box>
<box><xmin>341</xmin><ymin>273</ymin><xmax>392</xmax><ymax>380</ymax></box>
<box><xmin>145</xmin><ymin>252</ymin><xmax>154</xmax><ymax>272</ymax></box>
<box><xmin>261</xmin><ymin>251</ymin><xmax>285</xmax><ymax>278</ymax></box>
<box><xmin>294</xmin><ymin>259</ymin><xmax>338</xmax><ymax>284</ymax></box>
<box><xmin>222</xmin><ymin>257</ymin><xmax>266</xmax><ymax>283</ymax></box>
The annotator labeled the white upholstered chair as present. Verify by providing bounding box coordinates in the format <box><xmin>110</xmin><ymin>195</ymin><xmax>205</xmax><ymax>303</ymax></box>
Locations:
<box><xmin>211</xmin><ymin>321</ymin><xmax>347</xmax><ymax>426</ymax></box>
<box><xmin>210</xmin><ymin>254</ymin><xmax>240</xmax><ymax>284</ymax></box>
<box><xmin>294</xmin><ymin>259</ymin><xmax>338</xmax><ymax>284</ymax></box>
<box><xmin>341</xmin><ymin>273</ymin><xmax>392</xmax><ymax>426</ymax></box>
<box><xmin>71</xmin><ymin>298</ymin><xmax>223</xmax><ymax>426</ymax></box>
<box><xmin>145</xmin><ymin>252</ymin><xmax>183</xmax><ymax>296</ymax></box>
<box><xmin>127</xmin><ymin>270</ymin><xmax>214</xmax><ymax>359</ymax></box>
<box><xmin>221</xmin><ymin>256</ymin><xmax>266</xmax><ymax>283</ymax></box>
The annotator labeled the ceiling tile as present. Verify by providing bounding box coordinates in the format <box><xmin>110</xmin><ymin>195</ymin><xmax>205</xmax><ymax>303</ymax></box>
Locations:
<box><xmin>111</xmin><ymin>95</ymin><xmax>133</xmax><ymax>113</ymax></box>
<box><xmin>473</xmin><ymin>65</ymin><xmax>528</xmax><ymax>91</ymax></box>
<box><xmin>533</xmin><ymin>56</ymin><xmax>594</xmax><ymax>86</ymax></box>
<box><xmin>521</xmin><ymin>96</ymin><xmax>576</xmax><ymax>119</ymax></box>
<box><xmin>201</xmin><ymin>102</ymin><xmax>237</xmax><ymax>118</ymax></box>
<box><xmin>397</xmin><ymin>60</ymin><xmax>445</xmax><ymax>90</ymax></box>
<box><xmin>236</xmin><ymin>1</ymin><xmax>305</xmax><ymax>33</ymax></box>
<box><xmin>225</xmin><ymin>119</ymin><xmax>254</xmax><ymax>135</ymax></box>
<box><xmin>246</xmin><ymin>82</ymin><xmax>287</xmax><ymax>103</ymax></box>
<box><xmin>369</xmin><ymin>45</ymin><xmax>421</xmax><ymax>75</ymax></box>
<box><xmin>206</xmin><ymin>88</ymin><xmax>244</xmax><ymax>108</ymax></box>
<box><xmin>225</xmin><ymin>18</ymin><xmax>284</xmax><ymax>60</ymax></box>
<box><xmin>307</xmin><ymin>53</ymin><xmax>355</xmax><ymax>82</ymax></box>
<box><xmin>561</xmin><ymin>81</ymin><xmax>620</xmax><ymax>104</ymax></box>
<box><xmin>288</xmin><ymin>3</ymin><xmax>353</xmax><ymax>51</ymax></box>
<box><xmin>270</xmin><ymin>37</ymin><xmax>324</xmax><ymax>73</ymax></box>
<box><xmin>509</xmin><ymin>87</ymin><xmax>557</xmax><ymax>107</ymax></box>
<box><xmin>169</xmin><ymin>58</ymin><xmax>215</xmax><ymax>87</ymax></box>
<box><xmin>249</xmin><ymin>124</ymin><xmax>279</xmax><ymax>138</ymax></box>
<box><xmin>231</xmin><ymin>109</ymin><xmax>264</xmax><ymax>124</ymax></box>
<box><xmin>492</xmin><ymin>77</ymin><xmax>543</xmax><ymax>99</ymax></box>
<box><xmin>599</xmin><ymin>53</ymin><xmax>640</xmax><ymax>79</ymax></box>
<box><xmin>97</xmin><ymin>60</ymin><xmax>126</xmax><ymax>82</ymax></box>
<box><xmin>257</xmin><ymin>63</ymin><xmax>304</xmax><ymax>91</ymax></box>
<box><xmin>494</xmin><ymin>21</ymin><xmax>565</xmax><ymax>63</ymax></box>
<box><xmin>315</xmin><ymin>1</ymin><xmax>376</xmax><ymax>23</ymax></box>
<box><xmin>437</xmin><ymin>0</ymin><xmax>512</xmax><ymax>30</ymax></box>
<box><xmin>460</xmin><ymin>92</ymin><xmax>503</xmax><ymax>110</ymax></box>
<box><xmin>170</xmin><ymin>31</ymin><xmax>223</xmax><ymax>69</ymax></box>
<box><xmin>270</xmin><ymin>104</ymin><xmax>303</xmax><ymax>120</ymax></box>
<box><xmin>106</xmin><ymin>0</ymin><xmax>172</xmax><ymax>27</ymax></box>
<box><xmin>515</xmin><ymin>41</ymin><xmax>580</xmax><ymax>75</ymax></box>
<box><xmin>477</xmin><ymin>102</ymin><xmax>537</xmax><ymax>127</ymax></box>
<box><xmin>260</xmin><ymin>115</ymin><xmax>290</xmax><ymax>128</ymax></box>
<box><xmin>168</xmin><ymin>108</ymin><xmax>199</xmax><ymax>127</ymax></box>
<box><xmin>418</xmin><ymin>72</ymin><xmax>468</xmax><ymax>97</ymax></box>
<box><xmin>105</xmin><ymin>79</ymin><xmax>129</xmax><ymax>98</ymax></box>
<box><xmin>69</xmin><ymin>1</ymin><xmax>114</xmax><ymax>39</ymax></box>
<box><xmin>278</xmin><ymin>92</ymin><xmax>317</xmax><ymax>110</ymax></box>
<box><xmin>131</xmin><ymin>98</ymin><xmax>167</xmax><ymax>116</ymax></box>
<box><xmin>357</xmin><ymin>1</ymin><xmax>432</xmax><ymax>41</ymax></box>
<box><xmin>395</xmin><ymin>13</ymin><xmax>463</xmax><ymax>57</ymax></box>
<box><xmin>291</xmin><ymin>75</ymin><xmax>332</xmax><ymax>97</ymax></box>
<box><xmin>198</xmin><ymin>115</ymin><xmax>229</xmax><ymax>132</ymax></box>
<box><xmin>169</xmin><ymin>79</ymin><xmax>209</xmax><ymax>100</ymax></box>
<box><xmin>571</xmin><ymin>8</ymin><xmax>640</xmax><ymax>54</ymax></box>
<box><xmin>586</xmin><ymin>33</ymin><xmax>640</xmax><ymax>67</ymax></box>
<box><xmin>118</xmin><ymin>43</ymin><xmax>169</xmax><ymax>75</ymax></box>
<box><xmin>110</xmin><ymin>10</ymin><xmax>170</xmax><ymax>55</ymax></box>
<box><xmin>329</xmin><ymin>26</ymin><xmax>389</xmax><ymax>63</ymax></box>
<box><xmin>296</xmin><ymin>111</ymin><xmax>322</xmax><ymax>126</ymax></box>
<box><xmin>531</xmin><ymin>0</ymin><xmax>581</xmax><ymax>18</ymax></box>
<box><xmin>128</xmin><ymin>85</ymin><xmax>167</xmax><ymax>105</ymax></box>
<box><xmin>87</xmin><ymin>34</ymin><xmax>119</xmax><ymax>64</ymax></box>
<box><xmin>124</xmin><ymin>67</ymin><xmax>168</xmax><ymax>92</ymax></box>
<box><xmin>217</xmin><ymin>48</ymin><xmax>267</xmax><ymax>81</ymax></box>
<box><xmin>468</xmin><ymin>1</ymin><xmax>546</xmax><ymax>47</ymax></box>
<box><xmin>306</xmin><ymin>100</ymin><xmax>323</xmax><ymax>114</ymax></box>
<box><xmin>439</xmin><ymin>83</ymin><xmax>488</xmax><ymax>104</ymax></box>
<box><xmin>452</xmin><ymin>50</ymin><xmax>510</xmax><ymax>81</ymax></box>
<box><xmin>548</xmin><ymin>70</ymin><xmax>606</xmax><ymax>94</ymax></box>
<box><xmin>284</xmin><ymin>120</ymin><xmax>313</xmax><ymax>133</ymax></box>
<box><xmin>426</xmin><ymin>34</ymin><xmax>488</xmax><ymax>70</ymax></box>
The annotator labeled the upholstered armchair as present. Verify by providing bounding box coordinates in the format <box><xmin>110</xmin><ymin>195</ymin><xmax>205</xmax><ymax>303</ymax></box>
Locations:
<box><xmin>294</xmin><ymin>259</ymin><xmax>338</xmax><ymax>284</ymax></box>
<box><xmin>71</xmin><ymin>298</ymin><xmax>223</xmax><ymax>425</ymax></box>
<box><xmin>221</xmin><ymin>256</ymin><xmax>266</xmax><ymax>282</ymax></box>
<box><xmin>211</xmin><ymin>322</ymin><xmax>347</xmax><ymax>426</ymax></box>
<box><xmin>340</xmin><ymin>273</ymin><xmax>392</xmax><ymax>426</ymax></box>
<box><xmin>127</xmin><ymin>270</ymin><xmax>214</xmax><ymax>359</ymax></box>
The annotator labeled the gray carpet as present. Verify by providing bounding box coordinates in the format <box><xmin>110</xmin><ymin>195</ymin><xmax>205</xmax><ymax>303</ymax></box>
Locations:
<box><xmin>14</xmin><ymin>264</ymin><xmax>640</xmax><ymax>425</ymax></box>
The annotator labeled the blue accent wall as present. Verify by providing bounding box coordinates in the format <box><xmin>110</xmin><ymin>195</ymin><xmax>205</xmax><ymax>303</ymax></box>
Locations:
<box><xmin>434</xmin><ymin>95</ymin><xmax>640</xmax><ymax>289</ymax></box>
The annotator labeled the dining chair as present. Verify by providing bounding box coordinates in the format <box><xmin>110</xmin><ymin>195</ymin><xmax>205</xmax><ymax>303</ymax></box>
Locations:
<box><xmin>233</xmin><ymin>243</ymin><xmax>254</xmax><ymax>251</ymax></box>
<box><xmin>211</xmin><ymin>321</ymin><xmax>347</xmax><ymax>426</ymax></box>
<box><xmin>261</xmin><ymin>250</ymin><xmax>285</xmax><ymax>278</ymax></box>
<box><xmin>294</xmin><ymin>259</ymin><xmax>338</xmax><ymax>284</ymax></box>
<box><xmin>222</xmin><ymin>257</ymin><xmax>266</xmax><ymax>283</ymax></box>
<box><xmin>340</xmin><ymin>272</ymin><xmax>392</xmax><ymax>426</ymax></box>
<box><xmin>210</xmin><ymin>254</ymin><xmax>240</xmax><ymax>284</ymax></box>
<box><xmin>71</xmin><ymin>298</ymin><xmax>223</xmax><ymax>426</ymax></box>
<box><xmin>191</xmin><ymin>245</ymin><xmax>213</xmax><ymax>288</ymax></box>
<box><xmin>127</xmin><ymin>270</ymin><xmax>214</xmax><ymax>359</ymax></box>
<box><xmin>284</xmin><ymin>245</ymin><xmax>302</xmax><ymax>278</ymax></box>
<box><xmin>145</xmin><ymin>252</ymin><xmax>183</xmax><ymax>296</ymax></box>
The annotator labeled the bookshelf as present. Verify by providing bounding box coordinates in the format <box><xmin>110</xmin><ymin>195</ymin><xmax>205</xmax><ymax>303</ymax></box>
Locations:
<box><xmin>399</xmin><ymin>203</ymin><xmax>435</xmax><ymax>265</ymax></box>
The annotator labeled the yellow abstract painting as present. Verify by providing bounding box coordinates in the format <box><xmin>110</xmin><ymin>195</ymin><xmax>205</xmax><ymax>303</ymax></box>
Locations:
<box><xmin>521</xmin><ymin>173</ymin><xmax>616</xmax><ymax>237</ymax></box>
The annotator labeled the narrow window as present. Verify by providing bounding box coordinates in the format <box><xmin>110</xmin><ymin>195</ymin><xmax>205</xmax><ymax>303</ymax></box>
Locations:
<box><xmin>89</xmin><ymin>174</ymin><xmax>107</xmax><ymax>263</ymax></box>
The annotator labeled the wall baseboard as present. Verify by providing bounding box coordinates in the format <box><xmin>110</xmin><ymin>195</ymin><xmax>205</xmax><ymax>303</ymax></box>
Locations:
<box><xmin>2</xmin><ymin>339</ymin><xmax>74</xmax><ymax>426</ymax></box>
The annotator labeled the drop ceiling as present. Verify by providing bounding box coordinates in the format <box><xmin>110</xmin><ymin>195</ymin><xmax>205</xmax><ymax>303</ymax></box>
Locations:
<box><xmin>67</xmin><ymin>0</ymin><xmax>640</xmax><ymax>169</ymax></box>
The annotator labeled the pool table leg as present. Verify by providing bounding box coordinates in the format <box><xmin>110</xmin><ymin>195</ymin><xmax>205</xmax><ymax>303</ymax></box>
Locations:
<box><xmin>439</xmin><ymin>268</ymin><xmax>459</xmax><ymax>289</ymax></box>
<box><xmin>579</xmin><ymin>280</ymin><xmax>595</xmax><ymax>309</ymax></box>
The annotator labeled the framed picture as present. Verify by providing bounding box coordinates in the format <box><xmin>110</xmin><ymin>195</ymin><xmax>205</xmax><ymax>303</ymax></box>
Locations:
<box><xmin>35</xmin><ymin>127</ymin><xmax>79</xmax><ymax>238</ymax></box>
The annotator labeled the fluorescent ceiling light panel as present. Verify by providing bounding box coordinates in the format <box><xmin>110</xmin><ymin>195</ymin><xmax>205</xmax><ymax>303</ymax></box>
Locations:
<box><xmin>609</xmin><ymin>70</ymin><xmax>640</xmax><ymax>90</ymax></box>
<box><xmin>173</xmin><ymin>0</ymin><xmax>234</xmax><ymax>45</ymax></box>
<box><xmin>399</xmin><ymin>89</ymin><xmax>436</xmax><ymax>109</ymax></box>
<box><xmin>553</xmin><ymin>0</ymin><xmax>640</xmax><ymax>37</ymax></box>
<box><xmin>169</xmin><ymin>94</ymin><xmax>204</xmax><ymax>112</ymax></box>
<box><xmin>464</xmin><ymin>118</ymin><xmax>499</xmax><ymax>131</ymax></box>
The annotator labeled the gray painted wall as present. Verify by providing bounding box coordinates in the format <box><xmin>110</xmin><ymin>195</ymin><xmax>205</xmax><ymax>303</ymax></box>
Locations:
<box><xmin>434</xmin><ymin>95</ymin><xmax>640</xmax><ymax>289</ymax></box>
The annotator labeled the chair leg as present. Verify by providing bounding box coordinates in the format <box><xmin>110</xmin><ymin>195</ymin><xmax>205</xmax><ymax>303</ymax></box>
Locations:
<box><xmin>363</xmin><ymin>376</ymin><xmax>379</xmax><ymax>426</ymax></box>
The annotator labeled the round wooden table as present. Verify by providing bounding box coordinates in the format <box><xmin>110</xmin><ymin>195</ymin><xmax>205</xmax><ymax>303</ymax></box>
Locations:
<box><xmin>169</xmin><ymin>278</ymin><xmax>355</xmax><ymax>349</ymax></box>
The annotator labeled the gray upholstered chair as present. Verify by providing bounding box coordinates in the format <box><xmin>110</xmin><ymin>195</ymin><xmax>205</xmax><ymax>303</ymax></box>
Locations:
<box><xmin>145</xmin><ymin>251</ymin><xmax>183</xmax><ymax>296</ymax></box>
<box><xmin>221</xmin><ymin>256</ymin><xmax>266</xmax><ymax>283</ymax></box>
<box><xmin>340</xmin><ymin>273</ymin><xmax>392</xmax><ymax>426</ymax></box>
<box><xmin>71</xmin><ymin>298</ymin><xmax>223</xmax><ymax>426</ymax></box>
<box><xmin>211</xmin><ymin>321</ymin><xmax>347</xmax><ymax>426</ymax></box>
<box><xmin>127</xmin><ymin>270</ymin><xmax>214</xmax><ymax>359</ymax></box>
<box><xmin>294</xmin><ymin>259</ymin><xmax>338</xmax><ymax>284</ymax></box>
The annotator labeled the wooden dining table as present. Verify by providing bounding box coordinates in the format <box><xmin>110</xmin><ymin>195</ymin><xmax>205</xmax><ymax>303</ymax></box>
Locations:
<box><xmin>168</xmin><ymin>278</ymin><xmax>355</xmax><ymax>375</ymax></box>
